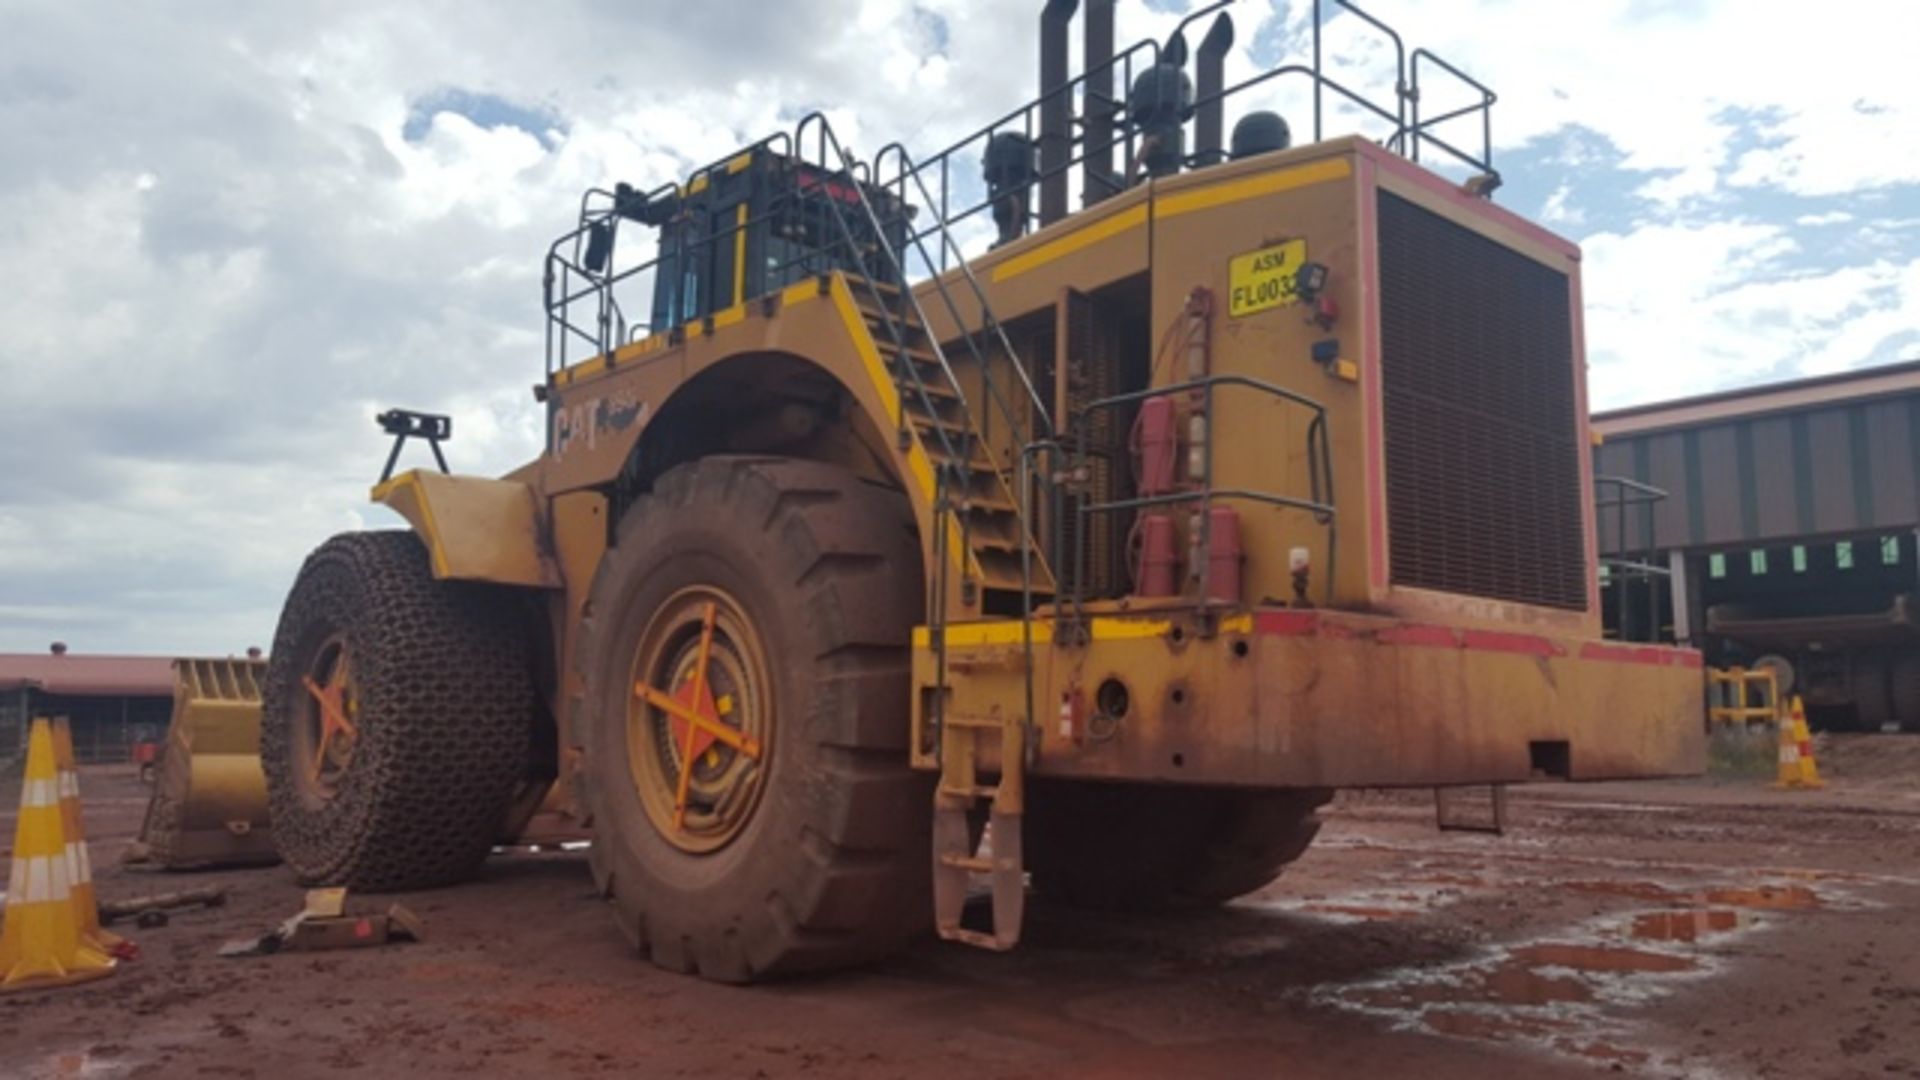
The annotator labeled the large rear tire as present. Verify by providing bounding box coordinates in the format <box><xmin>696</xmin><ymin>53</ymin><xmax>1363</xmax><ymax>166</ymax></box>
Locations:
<box><xmin>261</xmin><ymin>531</ymin><xmax>534</xmax><ymax>890</ymax></box>
<box><xmin>1026</xmin><ymin>781</ymin><xmax>1331</xmax><ymax>911</ymax></box>
<box><xmin>576</xmin><ymin>456</ymin><xmax>930</xmax><ymax>982</ymax></box>
<box><xmin>1850</xmin><ymin>652</ymin><xmax>1895</xmax><ymax>732</ymax></box>
<box><xmin>1892</xmin><ymin>650</ymin><xmax>1920</xmax><ymax>733</ymax></box>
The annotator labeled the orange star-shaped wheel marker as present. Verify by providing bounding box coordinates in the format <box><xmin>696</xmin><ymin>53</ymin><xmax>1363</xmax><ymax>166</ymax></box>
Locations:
<box><xmin>301</xmin><ymin>654</ymin><xmax>358</xmax><ymax>785</ymax></box>
<box><xmin>634</xmin><ymin>602</ymin><xmax>762</xmax><ymax>829</ymax></box>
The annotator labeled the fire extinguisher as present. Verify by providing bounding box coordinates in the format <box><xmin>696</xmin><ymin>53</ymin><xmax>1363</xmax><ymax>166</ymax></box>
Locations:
<box><xmin>1128</xmin><ymin>512</ymin><xmax>1178</xmax><ymax>597</ymax></box>
<box><xmin>1130</xmin><ymin>395</ymin><xmax>1178</xmax><ymax>497</ymax></box>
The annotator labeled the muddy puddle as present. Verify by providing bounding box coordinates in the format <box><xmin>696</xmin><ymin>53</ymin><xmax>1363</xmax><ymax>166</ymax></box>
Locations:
<box><xmin>1629</xmin><ymin>909</ymin><xmax>1747</xmax><ymax>942</ymax></box>
<box><xmin>1303</xmin><ymin>864</ymin><xmax>1853</xmax><ymax>1073</ymax></box>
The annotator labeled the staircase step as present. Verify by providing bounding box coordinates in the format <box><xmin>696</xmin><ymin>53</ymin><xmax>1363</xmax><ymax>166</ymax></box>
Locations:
<box><xmin>877</xmin><ymin>340</ymin><xmax>945</xmax><ymax>370</ymax></box>
<box><xmin>909</xmin><ymin>412</ymin><xmax>973</xmax><ymax>440</ymax></box>
<box><xmin>938</xmin><ymin>783</ymin><xmax>999</xmax><ymax>800</ymax></box>
<box><xmin>854</xmin><ymin>277</ymin><xmax>902</xmax><ymax>298</ymax></box>
<box><xmin>900</xmin><ymin>380</ymin><xmax>963</xmax><ymax>409</ymax></box>
<box><xmin>856</xmin><ymin>297</ymin><xmax>910</xmax><ymax>328</ymax></box>
<box><xmin>974</xmin><ymin>550</ymin><xmax>1041</xmax><ymax>591</ymax></box>
<box><xmin>962</xmin><ymin>508</ymin><xmax>1021</xmax><ymax>545</ymax></box>
<box><xmin>938</xmin><ymin>926</ymin><xmax>1018</xmax><ymax>952</ymax></box>
<box><xmin>920</xmin><ymin>440</ymin><xmax>998</xmax><ymax>473</ymax></box>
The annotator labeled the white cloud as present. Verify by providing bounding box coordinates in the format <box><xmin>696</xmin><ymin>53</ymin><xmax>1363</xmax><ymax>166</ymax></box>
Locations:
<box><xmin>0</xmin><ymin>0</ymin><xmax>1916</xmax><ymax>652</ymax></box>
<box><xmin>1302</xmin><ymin>0</ymin><xmax>1919</xmax><ymax>198</ymax></box>
<box><xmin>1540</xmin><ymin>182</ymin><xmax>1583</xmax><ymax>226</ymax></box>
<box><xmin>1583</xmin><ymin>220</ymin><xmax>1919</xmax><ymax>407</ymax></box>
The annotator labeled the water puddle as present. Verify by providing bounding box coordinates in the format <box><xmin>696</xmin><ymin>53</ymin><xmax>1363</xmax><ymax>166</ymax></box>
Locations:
<box><xmin>1565</xmin><ymin>879</ymin><xmax>1821</xmax><ymax>911</ymax></box>
<box><xmin>1249</xmin><ymin>880</ymin><xmax>1468</xmax><ymax>923</ymax></box>
<box><xmin>1510</xmin><ymin>943</ymin><xmax>1697</xmax><ymax>975</ymax></box>
<box><xmin>1630</xmin><ymin>909</ymin><xmax>1746</xmax><ymax>942</ymax></box>
<box><xmin>1296</xmin><ymin>903</ymin><xmax>1421</xmax><ymax>921</ymax></box>
<box><xmin>1312</xmin><ymin>874</ymin><xmax>1841</xmax><ymax>1074</ymax></box>
<box><xmin>1702</xmin><ymin>884</ymin><xmax>1819</xmax><ymax>910</ymax></box>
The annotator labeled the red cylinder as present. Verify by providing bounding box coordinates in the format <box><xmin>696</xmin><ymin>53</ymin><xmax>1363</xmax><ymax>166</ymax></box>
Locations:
<box><xmin>1137</xmin><ymin>513</ymin><xmax>1178</xmax><ymax>597</ymax></box>
<box><xmin>1205</xmin><ymin>506</ymin><xmax>1242</xmax><ymax>604</ymax></box>
<box><xmin>1132</xmin><ymin>395</ymin><xmax>1178</xmax><ymax>497</ymax></box>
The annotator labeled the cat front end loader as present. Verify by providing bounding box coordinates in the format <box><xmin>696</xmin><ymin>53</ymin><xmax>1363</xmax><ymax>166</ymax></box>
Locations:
<box><xmin>257</xmin><ymin>0</ymin><xmax>1705</xmax><ymax>982</ymax></box>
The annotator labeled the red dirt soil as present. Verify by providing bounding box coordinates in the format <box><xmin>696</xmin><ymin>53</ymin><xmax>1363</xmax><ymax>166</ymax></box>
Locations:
<box><xmin>3</xmin><ymin>738</ymin><xmax>1918</xmax><ymax>1079</ymax></box>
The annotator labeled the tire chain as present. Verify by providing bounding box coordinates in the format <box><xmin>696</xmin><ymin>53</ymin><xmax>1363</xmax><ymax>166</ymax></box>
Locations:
<box><xmin>262</xmin><ymin>531</ymin><xmax>534</xmax><ymax>891</ymax></box>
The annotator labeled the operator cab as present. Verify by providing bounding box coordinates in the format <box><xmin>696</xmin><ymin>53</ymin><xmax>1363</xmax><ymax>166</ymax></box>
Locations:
<box><xmin>570</xmin><ymin>150</ymin><xmax>913</xmax><ymax>340</ymax></box>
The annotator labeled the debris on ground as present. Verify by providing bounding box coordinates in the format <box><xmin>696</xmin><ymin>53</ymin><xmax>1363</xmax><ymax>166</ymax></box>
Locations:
<box><xmin>218</xmin><ymin>887</ymin><xmax>425</xmax><ymax>957</ymax></box>
<box><xmin>99</xmin><ymin>884</ymin><xmax>228</xmax><ymax>926</ymax></box>
<box><xmin>6</xmin><ymin>761</ymin><xmax>1919</xmax><ymax>1077</ymax></box>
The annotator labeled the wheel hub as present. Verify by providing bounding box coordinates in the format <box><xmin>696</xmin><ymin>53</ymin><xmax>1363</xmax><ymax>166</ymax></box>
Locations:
<box><xmin>628</xmin><ymin>588</ymin><xmax>771</xmax><ymax>852</ymax></box>
<box><xmin>299</xmin><ymin>635</ymin><xmax>358</xmax><ymax>799</ymax></box>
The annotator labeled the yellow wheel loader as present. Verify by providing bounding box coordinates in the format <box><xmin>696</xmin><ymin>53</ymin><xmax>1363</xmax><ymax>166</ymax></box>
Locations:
<box><xmin>258</xmin><ymin>0</ymin><xmax>1706</xmax><ymax>981</ymax></box>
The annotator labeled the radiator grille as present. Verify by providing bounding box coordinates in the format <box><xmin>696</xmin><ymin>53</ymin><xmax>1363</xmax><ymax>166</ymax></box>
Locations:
<box><xmin>1376</xmin><ymin>191</ymin><xmax>1587</xmax><ymax>610</ymax></box>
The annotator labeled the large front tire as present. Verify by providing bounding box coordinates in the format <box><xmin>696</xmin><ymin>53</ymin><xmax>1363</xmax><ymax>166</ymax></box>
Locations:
<box><xmin>577</xmin><ymin>457</ymin><xmax>930</xmax><ymax>982</ymax></box>
<box><xmin>261</xmin><ymin>531</ymin><xmax>534</xmax><ymax>890</ymax></box>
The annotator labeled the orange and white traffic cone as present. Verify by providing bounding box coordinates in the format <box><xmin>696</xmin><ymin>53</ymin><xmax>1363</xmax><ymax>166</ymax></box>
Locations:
<box><xmin>1775</xmin><ymin>695</ymin><xmax>1826</xmax><ymax>790</ymax></box>
<box><xmin>50</xmin><ymin>718</ymin><xmax>124</xmax><ymax>953</ymax></box>
<box><xmin>0</xmin><ymin>719</ymin><xmax>116</xmax><ymax>991</ymax></box>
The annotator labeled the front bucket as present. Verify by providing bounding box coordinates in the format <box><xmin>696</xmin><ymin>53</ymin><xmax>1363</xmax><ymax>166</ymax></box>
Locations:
<box><xmin>129</xmin><ymin>658</ymin><xmax>279</xmax><ymax>870</ymax></box>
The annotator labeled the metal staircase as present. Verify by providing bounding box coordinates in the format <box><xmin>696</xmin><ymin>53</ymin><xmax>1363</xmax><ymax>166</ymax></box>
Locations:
<box><xmin>793</xmin><ymin>115</ymin><xmax>1046</xmax><ymax>951</ymax></box>
<box><xmin>843</xmin><ymin>282</ymin><xmax>1048</xmax><ymax>606</ymax></box>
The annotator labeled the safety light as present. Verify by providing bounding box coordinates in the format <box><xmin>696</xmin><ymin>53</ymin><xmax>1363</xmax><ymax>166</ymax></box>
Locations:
<box><xmin>1294</xmin><ymin>260</ymin><xmax>1330</xmax><ymax>302</ymax></box>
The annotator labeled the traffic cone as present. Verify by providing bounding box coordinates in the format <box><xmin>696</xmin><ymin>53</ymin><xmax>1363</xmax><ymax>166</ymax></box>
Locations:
<box><xmin>1775</xmin><ymin>695</ymin><xmax>1826</xmax><ymax>790</ymax></box>
<box><xmin>50</xmin><ymin>718</ymin><xmax>124</xmax><ymax>952</ymax></box>
<box><xmin>1</xmin><ymin>719</ymin><xmax>115</xmax><ymax>991</ymax></box>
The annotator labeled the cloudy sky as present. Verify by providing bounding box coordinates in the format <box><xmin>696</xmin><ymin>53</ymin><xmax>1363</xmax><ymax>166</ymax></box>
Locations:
<box><xmin>1</xmin><ymin>0</ymin><xmax>1914</xmax><ymax>655</ymax></box>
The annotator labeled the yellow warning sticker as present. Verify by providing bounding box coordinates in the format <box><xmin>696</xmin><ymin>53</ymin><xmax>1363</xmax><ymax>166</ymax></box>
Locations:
<box><xmin>1228</xmin><ymin>239</ymin><xmax>1307</xmax><ymax>318</ymax></box>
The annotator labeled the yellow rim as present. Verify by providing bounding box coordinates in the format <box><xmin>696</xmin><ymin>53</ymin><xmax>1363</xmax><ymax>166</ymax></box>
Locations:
<box><xmin>298</xmin><ymin>634</ymin><xmax>359</xmax><ymax>803</ymax></box>
<box><xmin>626</xmin><ymin>586</ymin><xmax>773</xmax><ymax>853</ymax></box>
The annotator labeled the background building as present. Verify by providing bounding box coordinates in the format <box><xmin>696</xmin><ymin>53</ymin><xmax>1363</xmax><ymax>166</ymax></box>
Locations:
<box><xmin>1593</xmin><ymin>360</ymin><xmax>1920</xmax><ymax>730</ymax></box>
<box><xmin>0</xmin><ymin>644</ymin><xmax>174</xmax><ymax>768</ymax></box>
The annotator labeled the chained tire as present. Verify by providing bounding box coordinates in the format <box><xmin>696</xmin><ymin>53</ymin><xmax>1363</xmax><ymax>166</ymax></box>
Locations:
<box><xmin>576</xmin><ymin>456</ymin><xmax>930</xmax><ymax>982</ymax></box>
<box><xmin>262</xmin><ymin>530</ymin><xmax>534</xmax><ymax>891</ymax></box>
<box><xmin>1026</xmin><ymin>782</ymin><xmax>1332</xmax><ymax>911</ymax></box>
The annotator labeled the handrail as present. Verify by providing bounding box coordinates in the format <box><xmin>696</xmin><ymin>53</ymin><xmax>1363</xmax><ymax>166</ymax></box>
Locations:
<box><xmin>1314</xmin><ymin>0</ymin><xmax>1407</xmax><ymax>150</ymax></box>
<box><xmin>1071</xmin><ymin>374</ymin><xmax>1338</xmax><ymax>619</ymax></box>
<box><xmin>792</xmin><ymin>115</ymin><xmax>975</xmax><ymax>472</ymax></box>
<box><xmin>791</xmin><ymin>112</ymin><xmax>1068</xmax><ymax>751</ymax></box>
<box><xmin>543</xmin><ymin>0</ymin><xmax>1508</xmax><ymax>403</ymax></box>
<box><xmin>1594</xmin><ymin>474</ymin><xmax>1669</xmax><ymax>643</ymax></box>
<box><xmin>880</xmin><ymin>146</ymin><xmax>1054</xmax><ymax>440</ymax></box>
<box><xmin>1409</xmin><ymin>47</ymin><xmax>1496</xmax><ymax>173</ymax></box>
<box><xmin>870</xmin><ymin>36</ymin><xmax>1165</xmax><ymax>270</ymax></box>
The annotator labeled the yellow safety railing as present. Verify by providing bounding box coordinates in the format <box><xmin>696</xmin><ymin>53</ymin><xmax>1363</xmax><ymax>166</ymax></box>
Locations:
<box><xmin>1706</xmin><ymin>666</ymin><xmax>1781</xmax><ymax>726</ymax></box>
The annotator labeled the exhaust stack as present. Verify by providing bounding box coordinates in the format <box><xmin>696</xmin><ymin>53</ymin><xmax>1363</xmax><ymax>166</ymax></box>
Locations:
<box><xmin>1038</xmin><ymin>0</ymin><xmax>1078</xmax><ymax>226</ymax></box>
<box><xmin>1082</xmin><ymin>0</ymin><xmax>1118</xmax><ymax>206</ymax></box>
<box><xmin>1194</xmin><ymin>14</ymin><xmax>1235</xmax><ymax>167</ymax></box>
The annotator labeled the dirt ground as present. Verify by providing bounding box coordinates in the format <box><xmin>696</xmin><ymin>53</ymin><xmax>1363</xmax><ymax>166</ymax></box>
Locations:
<box><xmin>4</xmin><ymin>736</ymin><xmax>1919</xmax><ymax>1079</ymax></box>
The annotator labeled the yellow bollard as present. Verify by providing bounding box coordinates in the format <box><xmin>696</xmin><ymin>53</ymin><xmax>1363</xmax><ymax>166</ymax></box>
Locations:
<box><xmin>49</xmin><ymin>718</ymin><xmax>124</xmax><ymax>952</ymax></box>
<box><xmin>0</xmin><ymin>719</ymin><xmax>116</xmax><ymax>991</ymax></box>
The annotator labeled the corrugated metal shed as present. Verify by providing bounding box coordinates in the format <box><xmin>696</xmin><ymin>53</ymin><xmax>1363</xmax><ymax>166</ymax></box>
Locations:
<box><xmin>0</xmin><ymin>652</ymin><xmax>176</xmax><ymax>697</ymax></box>
<box><xmin>1592</xmin><ymin>361</ymin><xmax>1920</xmax><ymax>554</ymax></box>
